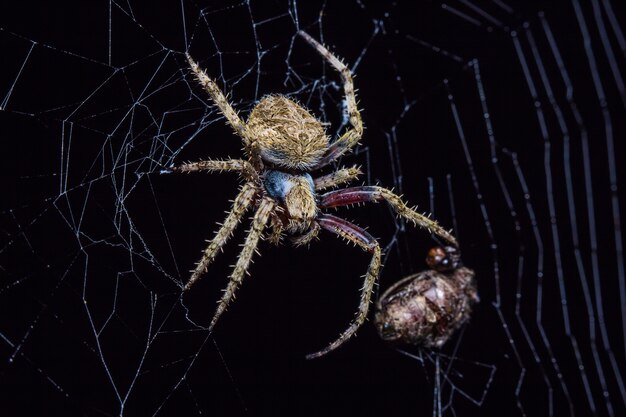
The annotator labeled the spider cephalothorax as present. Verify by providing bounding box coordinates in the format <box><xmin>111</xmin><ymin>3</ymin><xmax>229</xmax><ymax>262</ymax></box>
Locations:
<box><xmin>172</xmin><ymin>31</ymin><xmax>458</xmax><ymax>359</ymax></box>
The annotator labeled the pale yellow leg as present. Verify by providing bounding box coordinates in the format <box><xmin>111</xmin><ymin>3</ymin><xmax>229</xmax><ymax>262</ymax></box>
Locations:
<box><xmin>313</xmin><ymin>165</ymin><xmax>362</xmax><ymax>191</ymax></box>
<box><xmin>184</xmin><ymin>183</ymin><xmax>257</xmax><ymax>291</ymax></box>
<box><xmin>267</xmin><ymin>214</ymin><xmax>284</xmax><ymax>245</ymax></box>
<box><xmin>298</xmin><ymin>31</ymin><xmax>363</xmax><ymax>164</ymax></box>
<box><xmin>171</xmin><ymin>158</ymin><xmax>258</xmax><ymax>182</ymax></box>
<box><xmin>210</xmin><ymin>198</ymin><xmax>275</xmax><ymax>330</ymax></box>
<box><xmin>374</xmin><ymin>187</ymin><xmax>458</xmax><ymax>246</ymax></box>
<box><xmin>186</xmin><ymin>54</ymin><xmax>251</xmax><ymax>144</ymax></box>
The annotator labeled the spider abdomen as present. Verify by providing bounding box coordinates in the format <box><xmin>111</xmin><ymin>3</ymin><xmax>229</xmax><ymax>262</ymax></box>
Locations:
<box><xmin>375</xmin><ymin>267</ymin><xmax>478</xmax><ymax>348</ymax></box>
<box><xmin>248</xmin><ymin>95</ymin><xmax>329</xmax><ymax>170</ymax></box>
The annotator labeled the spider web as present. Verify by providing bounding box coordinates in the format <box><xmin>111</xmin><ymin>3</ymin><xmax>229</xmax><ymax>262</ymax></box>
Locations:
<box><xmin>1</xmin><ymin>1</ymin><xmax>626</xmax><ymax>416</ymax></box>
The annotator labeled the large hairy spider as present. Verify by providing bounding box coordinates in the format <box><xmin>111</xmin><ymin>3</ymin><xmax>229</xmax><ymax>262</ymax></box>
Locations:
<box><xmin>172</xmin><ymin>31</ymin><xmax>457</xmax><ymax>359</ymax></box>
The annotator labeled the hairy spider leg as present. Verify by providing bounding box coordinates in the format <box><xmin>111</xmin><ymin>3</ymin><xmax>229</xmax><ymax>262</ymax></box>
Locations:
<box><xmin>320</xmin><ymin>186</ymin><xmax>458</xmax><ymax>246</ymax></box>
<box><xmin>184</xmin><ymin>183</ymin><xmax>258</xmax><ymax>291</ymax></box>
<box><xmin>210</xmin><ymin>198</ymin><xmax>275</xmax><ymax>330</ymax></box>
<box><xmin>306</xmin><ymin>214</ymin><xmax>382</xmax><ymax>359</ymax></box>
<box><xmin>170</xmin><ymin>158</ymin><xmax>258</xmax><ymax>182</ymax></box>
<box><xmin>298</xmin><ymin>31</ymin><xmax>364</xmax><ymax>167</ymax></box>
<box><xmin>267</xmin><ymin>214</ymin><xmax>284</xmax><ymax>245</ymax></box>
<box><xmin>186</xmin><ymin>54</ymin><xmax>251</xmax><ymax>145</ymax></box>
<box><xmin>313</xmin><ymin>165</ymin><xmax>362</xmax><ymax>191</ymax></box>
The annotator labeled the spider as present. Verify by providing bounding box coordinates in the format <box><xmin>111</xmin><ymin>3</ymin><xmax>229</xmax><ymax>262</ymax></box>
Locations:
<box><xmin>171</xmin><ymin>31</ymin><xmax>458</xmax><ymax>359</ymax></box>
<box><xmin>375</xmin><ymin>246</ymin><xmax>478</xmax><ymax>348</ymax></box>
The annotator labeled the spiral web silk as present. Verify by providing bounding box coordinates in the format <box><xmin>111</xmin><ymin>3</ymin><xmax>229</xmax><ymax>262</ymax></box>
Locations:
<box><xmin>1</xmin><ymin>1</ymin><xmax>625</xmax><ymax>416</ymax></box>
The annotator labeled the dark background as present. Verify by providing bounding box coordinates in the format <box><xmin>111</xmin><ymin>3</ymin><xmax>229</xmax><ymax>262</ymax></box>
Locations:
<box><xmin>2</xmin><ymin>1</ymin><xmax>626</xmax><ymax>416</ymax></box>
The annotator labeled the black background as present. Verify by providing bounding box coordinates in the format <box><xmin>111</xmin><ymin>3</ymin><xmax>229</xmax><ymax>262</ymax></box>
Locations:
<box><xmin>2</xmin><ymin>1</ymin><xmax>626</xmax><ymax>416</ymax></box>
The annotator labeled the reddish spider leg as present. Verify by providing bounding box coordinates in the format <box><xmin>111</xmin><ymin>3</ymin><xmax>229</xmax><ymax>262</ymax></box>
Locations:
<box><xmin>306</xmin><ymin>214</ymin><xmax>381</xmax><ymax>359</ymax></box>
<box><xmin>320</xmin><ymin>186</ymin><xmax>458</xmax><ymax>246</ymax></box>
<box><xmin>298</xmin><ymin>31</ymin><xmax>363</xmax><ymax>168</ymax></box>
<box><xmin>286</xmin><ymin>166</ymin><xmax>362</xmax><ymax>248</ymax></box>
<box><xmin>183</xmin><ymin>182</ymin><xmax>258</xmax><ymax>291</ymax></box>
<box><xmin>210</xmin><ymin>198</ymin><xmax>275</xmax><ymax>330</ymax></box>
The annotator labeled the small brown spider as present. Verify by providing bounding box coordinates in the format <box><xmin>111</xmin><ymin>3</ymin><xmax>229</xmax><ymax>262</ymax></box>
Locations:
<box><xmin>375</xmin><ymin>246</ymin><xmax>478</xmax><ymax>348</ymax></box>
<box><xmin>172</xmin><ymin>31</ymin><xmax>457</xmax><ymax>359</ymax></box>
